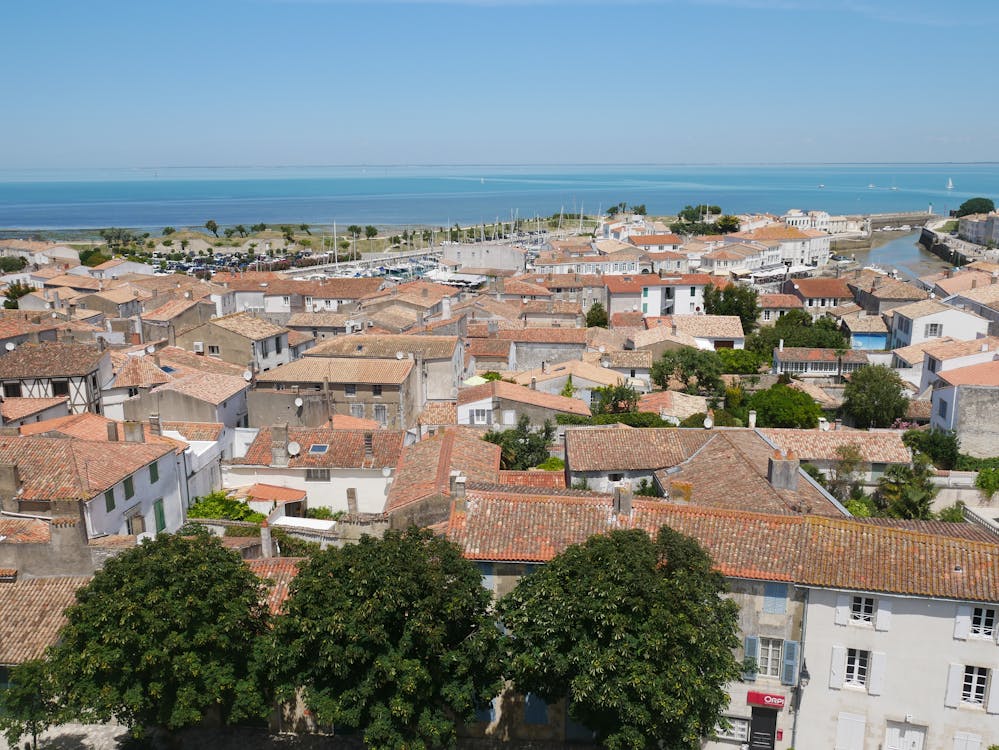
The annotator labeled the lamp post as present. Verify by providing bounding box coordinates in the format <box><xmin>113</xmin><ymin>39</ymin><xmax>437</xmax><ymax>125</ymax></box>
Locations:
<box><xmin>791</xmin><ymin>659</ymin><xmax>810</xmax><ymax>748</ymax></box>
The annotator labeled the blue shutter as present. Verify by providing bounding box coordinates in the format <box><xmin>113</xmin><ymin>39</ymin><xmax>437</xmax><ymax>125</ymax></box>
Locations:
<box><xmin>781</xmin><ymin>640</ymin><xmax>800</xmax><ymax>686</ymax></box>
<box><xmin>524</xmin><ymin>693</ymin><xmax>549</xmax><ymax>725</ymax></box>
<box><xmin>763</xmin><ymin>582</ymin><xmax>788</xmax><ymax>614</ymax></box>
<box><xmin>743</xmin><ymin>636</ymin><xmax>759</xmax><ymax>682</ymax></box>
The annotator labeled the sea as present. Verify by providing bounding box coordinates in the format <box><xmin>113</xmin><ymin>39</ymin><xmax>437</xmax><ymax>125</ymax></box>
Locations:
<box><xmin>0</xmin><ymin>163</ymin><xmax>996</xmax><ymax>232</ymax></box>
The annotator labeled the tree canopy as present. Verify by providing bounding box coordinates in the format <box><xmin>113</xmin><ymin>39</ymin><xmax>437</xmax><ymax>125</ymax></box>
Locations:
<box><xmin>585</xmin><ymin>301</ymin><xmax>608</xmax><ymax>328</ymax></box>
<box><xmin>875</xmin><ymin>454</ymin><xmax>938</xmax><ymax>519</ymax></box>
<box><xmin>0</xmin><ymin>659</ymin><xmax>57</xmax><ymax>749</ymax></box>
<box><xmin>650</xmin><ymin>347</ymin><xmax>724</xmax><ymax>397</ymax></box>
<box><xmin>841</xmin><ymin>364</ymin><xmax>909</xmax><ymax>428</ymax></box>
<box><xmin>484</xmin><ymin>415</ymin><xmax>555</xmax><ymax>470</ymax></box>
<box><xmin>593</xmin><ymin>383</ymin><xmax>640</xmax><ymax>414</ymax></box>
<box><xmin>956</xmin><ymin>197</ymin><xmax>995</xmax><ymax>217</ymax></box>
<box><xmin>268</xmin><ymin>528</ymin><xmax>503</xmax><ymax>750</ymax></box>
<box><xmin>498</xmin><ymin>527</ymin><xmax>740</xmax><ymax>750</ymax></box>
<box><xmin>46</xmin><ymin>534</ymin><xmax>270</xmax><ymax>735</ymax></box>
<box><xmin>703</xmin><ymin>283</ymin><xmax>760</xmax><ymax>335</ymax></box>
<box><xmin>204</xmin><ymin>219</ymin><xmax>220</xmax><ymax>237</ymax></box>
<box><xmin>746</xmin><ymin>383</ymin><xmax>822</xmax><ymax>428</ymax></box>
<box><xmin>745</xmin><ymin>309</ymin><xmax>848</xmax><ymax>355</ymax></box>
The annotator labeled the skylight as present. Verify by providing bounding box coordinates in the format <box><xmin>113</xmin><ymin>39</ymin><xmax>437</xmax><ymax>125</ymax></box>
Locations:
<box><xmin>309</xmin><ymin>444</ymin><xmax>329</xmax><ymax>454</ymax></box>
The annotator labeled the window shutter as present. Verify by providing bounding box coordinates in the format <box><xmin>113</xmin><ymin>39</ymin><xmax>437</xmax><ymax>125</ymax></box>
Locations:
<box><xmin>954</xmin><ymin>732</ymin><xmax>983</xmax><ymax>750</ymax></box>
<box><xmin>868</xmin><ymin>651</ymin><xmax>886</xmax><ymax>696</ymax></box>
<box><xmin>944</xmin><ymin>663</ymin><xmax>964</xmax><ymax>708</ymax></box>
<box><xmin>743</xmin><ymin>636</ymin><xmax>759</xmax><ymax>681</ymax></box>
<box><xmin>987</xmin><ymin>671</ymin><xmax>999</xmax><ymax>715</ymax></box>
<box><xmin>829</xmin><ymin>645</ymin><xmax>846</xmax><ymax>689</ymax></box>
<box><xmin>780</xmin><ymin>640</ymin><xmax>799</xmax><ymax>686</ymax></box>
<box><xmin>953</xmin><ymin>605</ymin><xmax>972</xmax><ymax>640</ymax></box>
<box><xmin>875</xmin><ymin>598</ymin><xmax>892</xmax><ymax>631</ymax></box>
<box><xmin>835</xmin><ymin>594</ymin><xmax>850</xmax><ymax>625</ymax></box>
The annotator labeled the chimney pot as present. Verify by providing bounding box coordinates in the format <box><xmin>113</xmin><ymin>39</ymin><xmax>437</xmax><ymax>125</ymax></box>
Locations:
<box><xmin>149</xmin><ymin>413</ymin><xmax>162</xmax><ymax>436</ymax></box>
<box><xmin>123</xmin><ymin>421</ymin><xmax>144</xmax><ymax>443</ymax></box>
<box><xmin>613</xmin><ymin>484</ymin><xmax>633</xmax><ymax>515</ymax></box>
<box><xmin>106</xmin><ymin>422</ymin><xmax>118</xmax><ymax>441</ymax></box>
<box><xmin>748</xmin><ymin>410</ymin><xmax>757</xmax><ymax>429</ymax></box>
<box><xmin>271</xmin><ymin>423</ymin><xmax>290</xmax><ymax>467</ymax></box>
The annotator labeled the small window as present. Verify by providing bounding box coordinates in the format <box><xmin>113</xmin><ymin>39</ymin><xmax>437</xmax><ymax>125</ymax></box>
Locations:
<box><xmin>938</xmin><ymin>400</ymin><xmax>948</xmax><ymax>419</ymax></box>
<box><xmin>344</xmin><ymin>384</ymin><xmax>357</xmax><ymax>397</ymax></box>
<box><xmin>51</xmin><ymin>380</ymin><xmax>70</xmax><ymax>397</ymax></box>
<box><xmin>845</xmin><ymin>648</ymin><xmax>869</xmax><ymax>687</ymax></box>
<box><xmin>149</xmin><ymin>461</ymin><xmax>159</xmax><ymax>484</ymax></box>
<box><xmin>971</xmin><ymin>607</ymin><xmax>996</xmax><ymax>639</ymax></box>
<box><xmin>924</xmin><ymin>323</ymin><xmax>943</xmax><ymax>338</ymax></box>
<box><xmin>715</xmin><ymin>717</ymin><xmax>750</xmax><ymax>743</ymax></box>
<box><xmin>962</xmin><ymin>665</ymin><xmax>988</xmax><ymax>705</ymax></box>
<box><xmin>104</xmin><ymin>489</ymin><xmax>115</xmax><ymax>513</ymax></box>
<box><xmin>350</xmin><ymin>403</ymin><xmax>365</xmax><ymax>418</ymax></box>
<box><xmin>275</xmin><ymin>336</ymin><xmax>283</xmax><ymax>354</ymax></box>
<box><xmin>208</xmin><ymin>345</ymin><xmax>220</xmax><ymax>357</ymax></box>
<box><xmin>2</xmin><ymin>383</ymin><xmax>21</xmax><ymax>398</ymax></box>
<box><xmin>374</xmin><ymin>404</ymin><xmax>387</xmax><ymax>426</ymax></box>
<box><xmin>127</xmin><ymin>387</ymin><xmax>139</xmax><ymax>397</ymax></box>
<box><xmin>308</xmin><ymin>444</ymin><xmax>329</xmax><ymax>454</ymax></box>
<box><xmin>124</xmin><ymin>476</ymin><xmax>134</xmax><ymax>500</ymax></box>
<box><xmin>472</xmin><ymin>408</ymin><xmax>489</xmax><ymax>425</ymax></box>
<box><xmin>851</xmin><ymin>596</ymin><xmax>875</xmax><ymax>623</ymax></box>
<box><xmin>305</xmin><ymin>468</ymin><xmax>331</xmax><ymax>482</ymax></box>
<box><xmin>372</xmin><ymin>384</ymin><xmax>382</xmax><ymax>397</ymax></box>
<box><xmin>757</xmin><ymin>637</ymin><xmax>783</xmax><ymax>678</ymax></box>
<box><xmin>763</xmin><ymin>582</ymin><xmax>788</xmax><ymax>614</ymax></box>
<box><xmin>608</xmin><ymin>473</ymin><xmax>624</xmax><ymax>482</ymax></box>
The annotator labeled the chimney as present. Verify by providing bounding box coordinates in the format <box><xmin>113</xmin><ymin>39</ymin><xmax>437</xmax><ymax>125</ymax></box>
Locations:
<box><xmin>748</xmin><ymin>410</ymin><xmax>757</xmax><ymax>429</ymax></box>
<box><xmin>487</xmin><ymin>320</ymin><xmax>498</xmax><ymax>335</ymax></box>
<box><xmin>123</xmin><ymin>421</ymin><xmax>145</xmax><ymax>443</ymax></box>
<box><xmin>346</xmin><ymin>487</ymin><xmax>358</xmax><ymax>515</ymax></box>
<box><xmin>363</xmin><ymin>432</ymin><xmax>374</xmax><ymax>458</ymax></box>
<box><xmin>449</xmin><ymin>470</ymin><xmax>467</xmax><ymax>508</ymax></box>
<box><xmin>260</xmin><ymin>520</ymin><xmax>273</xmax><ymax>558</ymax></box>
<box><xmin>149</xmin><ymin>413</ymin><xmax>162</xmax><ymax>436</ymax></box>
<box><xmin>442</xmin><ymin>295</ymin><xmax>452</xmax><ymax>320</ymax></box>
<box><xmin>779</xmin><ymin>338</ymin><xmax>785</xmax><ymax>352</ymax></box>
<box><xmin>530</xmin><ymin>376</ymin><xmax>537</xmax><ymax>390</ymax></box>
<box><xmin>613</xmin><ymin>484</ymin><xmax>633</xmax><ymax>515</ymax></box>
<box><xmin>51</xmin><ymin>515</ymin><xmax>88</xmax><ymax>548</ymax></box>
<box><xmin>972</xmin><ymin>278</ymin><xmax>978</xmax><ymax>289</ymax></box>
<box><xmin>106</xmin><ymin>422</ymin><xmax>118</xmax><ymax>441</ymax></box>
<box><xmin>421</xmin><ymin>287</ymin><xmax>429</xmax><ymax>298</ymax></box>
<box><xmin>834</xmin><ymin>418</ymin><xmax>843</xmax><ymax>431</ymax></box>
<box><xmin>767</xmin><ymin>450</ymin><xmax>799</xmax><ymax>492</ymax></box>
<box><xmin>271</xmin><ymin>423</ymin><xmax>289</xmax><ymax>467</ymax></box>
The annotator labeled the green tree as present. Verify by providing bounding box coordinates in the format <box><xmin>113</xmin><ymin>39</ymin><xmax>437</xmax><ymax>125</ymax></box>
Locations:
<box><xmin>268</xmin><ymin>528</ymin><xmax>503</xmax><ymax>749</ymax></box>
<box><xmin>251</xmin><ymin>222</ymin><xmax>267</xmax><ymax>232</ymax></box>
<box><xmin>347</xmin><ymin>225</ymin><xmax>362</xmax><ymax>257</ymax></box>
<box><xmin>79</xmin><ymin>247</ymin><xmax>111</xmax><ymax>267</ymax></box>
<box><xmin>47</xmin><ymin>534</ymin><xmax>270</xmax><ymax>736</ymax></box>
<box><xmin>703</xmin><ymin>284</ymin><xmax>760</xmax><ymax>334</ymax></box>
<box><xmin>0</xmin><ymin>255</ymin><xmax>27</xmax><ymax>272</ymax></box>
<box><xmin>187</xmin><ymin>490</ymin><xmax>266</xmax><ymax>522</ymax></box>
<box><xmin>4</xmin><ymin>281</ymin><xmax>34</xmax><ymax>309</ymax></box>
<box><xmin>746</xmin><ymin>309</ymin><xmax>848</xmax><ymax>356</ymax></box>
<box><xmin>234</xmin><ymin>224</ymin><xmax>247</xmax><ymax>237</ymax></box>
<box><xmin>650</xmin><ymin>346</ymin><xmax>724</xmax><ymax>397</ymax></box>
<box><xmin>842</xmin><ymin>365</ymin><xmax>909</xmax><ymax>429</ymax></box>
<box><xmin>180</xmin><ymin>239</ymin><xmax>190</xmax><ymax>254</ymax></box>
<box><xmin>223</xmin><ymin>227</ymin><xmax>236</xmax><ymax>239</ymax></box>
<box><xmin>299</xmin><ymin>223</ymin><xmax>311</xmax><ymax>235</ymax></box>
<box><xmin>974</xmin><ymin>467</ymin><xmax>999</xmax><ymax>503</ymax></box>
<box><xmin>585</xmin><ymin>301</ymin><xmax>609</xmax><ymax>328</ymax></box>
<box><xmin>364</xmin><ymin>225</ymin><xmax>378</xmax><ymax>252</ymax></box>
<box><xmin>162</xmin><ymin>226</ymin><xmax>176</xmax><ymax>235</ymax></box>
<box><xmin>594</xmin><ymin>383</ymin><xmax>640</xmax><ymax>414</ymax></box>
<box><xmin>204</xmin><ymin>219</ymin><xmax>220</xmax><ymax>237</ymax></box>
<box><xmin>956</xmin><ymin>197</ymin><xmax>995</xmax><ymax>217</ymax></box>
<box><xmin>560</xmin><ymin>374</ymin><xmax>577</xmax><ymax>398</ymax></box>
<box><xmin>717</xmin><ymin>348</ymin><xmax>763</xmax><ymax>374</ymax></box>
<box><xmin>902</xmin><ymin>428</ymin><xmax>960</xmax><ymax>470</ymax></box>
<box><xmin>98</xmin><ymin>227</ymin><xmax>140</xmax><ymax>248</ymax></box>
<box><xmin>714</xmin><ymin>215</ymin><xmax>741</xmax><ymax>233</ymax></box>
<box><xmin>937</xmin><ymin>501</ymin><xmax>967</xmax><ymax>523</ymax></box>
<box><xmin>498</xmin><ymin>527</ymin><xmax>740</xmax><ymax>750</ymax></box>
<box><xmin>0</xmin><ymin>659</ymin><xmax>57</xmax><ymax>749</ymax></box>
<box><xmin>483</xmin><ymin>415</ymin><xmax>555</xmax><ymax>470</ymax></box>
<box><xmin>875</xmin><ymin>455</ymin><xmax>938</xmax><ymax>520</ymax></box>
<box><xmin>824</xmin><ymin>444</ymin><xmax>869</xmax><ymax>503</ymax></box>
<box><xmin>746</xmin><ymin>383</ymin><xmax>822</xmax><ymax>428</ymax></box>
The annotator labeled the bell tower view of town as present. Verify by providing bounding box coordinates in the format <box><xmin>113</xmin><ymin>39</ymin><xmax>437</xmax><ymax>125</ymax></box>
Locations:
<box><xmin>1</xmin><ymin>1</ymin><xmax>998</xmax><ymax>749</ymax></box>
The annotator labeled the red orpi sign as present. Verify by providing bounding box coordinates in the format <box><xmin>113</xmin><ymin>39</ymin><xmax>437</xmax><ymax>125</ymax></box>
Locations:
<box><xmin>747</xmin><ymin>691</ymin><xmax>786</xmax><ymax>709</ymax></box>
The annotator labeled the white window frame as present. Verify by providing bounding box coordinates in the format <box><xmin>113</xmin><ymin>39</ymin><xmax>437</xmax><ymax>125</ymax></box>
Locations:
<box><xmin>963</xmin><ymin>665</ymin><xmax>989</xmax><ymax>705</ymax></box>
<box><xmin>472</xmin><ymin>408</ymin><xmax>489</xmax><ymax>425</ymax></box>
<box><xmin>851</xmin><ymin>596</ymin><xmax>875</xmax><ymax>624</ymax></box>
<box><xmin>715</xmin><ymin>717</ymin><xmax>749</xmax><ymax>742</ymax></box>
<box><xmin>845</xmin><ymin>648</ymin><xmax>869</xmax><ymax>688</ymax></box>
<box><xmin>971</xmin><ymin>607</ymin><xmax>996</xmax><ymax>639</ymax></box>
<box><xmin>757</xmin><ymin>637</ymin><xmax>783</xmax><ymax>679</ymax></box>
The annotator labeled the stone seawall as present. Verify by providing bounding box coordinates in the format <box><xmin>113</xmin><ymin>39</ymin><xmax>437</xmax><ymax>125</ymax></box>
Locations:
<box><xmin>919</xmin><ymin>227</ymin><xmax>969</xmax><ymax>266</ymax></box>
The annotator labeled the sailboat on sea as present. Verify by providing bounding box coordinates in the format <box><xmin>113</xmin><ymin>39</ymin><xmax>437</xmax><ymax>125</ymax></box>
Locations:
<box><xmin>947</xmin><ymin>178</ymin><xmax>955</xmax><ymax>191</ymax></box>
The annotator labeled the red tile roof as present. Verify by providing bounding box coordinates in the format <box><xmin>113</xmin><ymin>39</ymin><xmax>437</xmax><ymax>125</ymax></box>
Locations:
<box><xmin>759</xmin><ymin>293</ymin><xmax>804</xmax><ymax>309</ymax></box>
<box><xmin>774</xmin><ymin>347</ymin><xmax>869</xmax><ymax>364</ymax></box>
<box><xmin>458</xmin><ymin>380</ymin><xmax>591</xmax><ymax>416</ymax></box>
<box><xmin>937</xmin><ymin>359</ymin><xmax>999</xmax><ymax>387</ymax></box>
<box><xmin>233</xmin><ymin>483</ymin><xmax>307</xmax><ymax>504</ymax></box>
<box><xmin>787</xmin><ymin>278</ymin><xmax>853</xmax><ymax>299</ymax></box>
<box><xmin>0</xmin><ymin>576</ymin><xmax>91</xmax><ymax>664</ymax></box>
<box><xmin>0</xmin><ymin>397</ymin><xmax>68</xmax><ymax>422</ymax></box>
<box><xmin>498</xmin><ymin>470</ymin><xmax>566</xmax><ymax>489</ymax></box>
<box><xmin>565</xmin><ymin>426</ymin><xmax>713</xmax><ymax>472</ymax></box>
<box><xmin>759</xmin><ymin>428</ymin><xmax>911</xmax><ymax>464</ymax></box>
<box><xmin>0</xmin><ymin>342</ymin><xmax>106</xmax><ymax>379</ymax></box>
<box><xmin>240</xmin><ymin>427</ymin><xmax>405</xmax><ymax>469</ymax></box>
<box><xmin>247</xmin><ymin>557</ymin><xmax>307</xmax><ymax>615</ymax></box>
<box><xmin>628</xmin><ymin>233</ymin><xmax>683</xmax><ymax>246</ymax></box>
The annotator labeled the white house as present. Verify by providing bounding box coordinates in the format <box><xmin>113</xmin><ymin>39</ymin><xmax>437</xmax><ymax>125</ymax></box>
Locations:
<box><xmin>917</xmin><ymin>336</ymin><xmax>999</xmax><ymax>392</ymax></box>
<box><xmin>888</xmin><ymin>300</ymin><xmax>990</xmax><ymax>350</ymax></box>
<box><xmin>930</xmin><ymin>359</ymin><xmax>999</xmax><ymax>459</ymax></box>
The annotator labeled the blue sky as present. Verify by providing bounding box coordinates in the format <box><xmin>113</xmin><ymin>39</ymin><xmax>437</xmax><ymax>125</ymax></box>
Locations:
<box><xmin>2</xmin><ymin>0</ymin><xmax>997</xmax><ymax>167</ymax></box>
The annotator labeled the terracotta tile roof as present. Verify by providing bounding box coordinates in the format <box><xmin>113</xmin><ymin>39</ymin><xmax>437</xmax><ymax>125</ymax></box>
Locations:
<box><xmin>368</xmin><ymin>305</ymin><xmax>420</xmax><ymax>330</ymax></box>
<box><xmin>113</xmin><ymin>354</ymin><xmax>172</xmax><ymax>389</ymax></box>
<box><xmin>457</xmin><ymin>380</ymin><xmax>591</xmax><ymax>416</ymax></box>
<box><xmin>643</xmin><ymin>314</ymin><xmax>745</xmax><ymax>340</ymax></box>
<box><xmin>467</xmin><ymin>338</ymin><xmax>513</xmax><ymax>359</ymax></box>
<box><xmin>603</xmin><ymin>273</ymin><xmax>714</xmax><ymax>294</ymax></box>
<box><xmin>0</xmin><ymin>435</ymin><xmax>172</xmax><ymax>500</ymax></box>
<box><xmin>85</xmin><ymin>285</ymin><xmax>153</xmax><ymax>305</ymax></box>
<box><xmin>419</xmin><ymin>401</ymin><xmax>458</xmax><ymax>426</ymax></box>
<box><xmin>937</xmin><ymin>359</ymin><xmax>999</xmax><ymax>387</ymax></box>
<box><xmin>610</xmin><ymin>311</ymin><xmax>645</xmax><ymax>329</ymax></box>
<box><xmin>0</xmin><ymin>397</ymin><xmax>67</xmax><ymax>422</ymax></box>
<box><xmin>287</xmin><ymin>312</ymin><xmax>353</xmax><ymax>328</ymax></box>
<box><xmin>0</xmin><ymin>576</ymin><xmax>91</xmax><ymax>664</ymax></box>
<box><xmin>0</xmin><ymin>342</ymin><xmax>106</xmax><ymax>379</ymax></box>
<box><xmin>151</xmin><ymin>372</ymin><xmax>249</xmax><ymax>405</ymax></box>
<box><xmin>0</xmin><ymin>517</ymin><xmax>52</xmax><ymax>544</ymax></box>
<box><xmin>788</xmin><ymin>277</ymin><xmax>853</xmax><ymax>299</ymax></box>
<box><xmin>328</xmin><ymin>414</ymin><xmax>383</xmax><ymax>430</ymax></box>
<box><xmin>245</xmin><ymin>557</ymin><xmax>305</xmax><ymax>615</ymax></box>
<box><xmin>44</xmin><ymin>274</ymin><xmax>102</xmax><ymax>291</ymax></box>
<box><xmin>893</xmin><ymin>299</ymin><xmax>980</xmax><ymax>321</ymax></box>
<box><xmin>454</xmin><ymin>295</ymin><xmax>525</xmax><ymax>322</ymax></box>
<box><xmin>933</xmin><ymin>271</ymin><xmax>998</xmax><ymax>296</ymax></box>
<box><xmin>220</xmin><ymin>274</ymin><xmax>382</xmax><ymax>299</ymax></box>
<box><xmin>255</xmin><ymin>356</ymin><xmax>413</xmax><ymax>385</ymax></box>
<box><xmin>385</xmin><ymin>427</ymin><xmax>501</xmax><ymax>513</ymax></box>
<box><xmin>156</xmin><ymin>346</ymin><xmax>248</xmax><ymax>377</ymax></box>
<box><xmin>515</xmin><ymin>273</ymin><xmax>604</xmax><ymax>290</ymax></box>
<box><xmin>636</xmin><ymin>390</ymin><xmax>709</xmax><ymax>420</ymax></box>
<box><xmin>286</xmin><ymin>330</ymin><xmax>315</xmax><ymax>347</ymax></box>
<box><xmin>209</xmin><ymin>312</ymin><xmax>287</xmax><ymax>341</ymax></box>
<box><xmin>240</xmin><ymin>427</ymin><xmax>405</xmax><ymax>469</ymax></box>
<box><xmin>855</xmin><ymin>518</ymin><xmax>998</xmax><ymax>543</ymax></box>
<box><xmin>498</xmin><ymin>470</ymin><xmax>566</xmax><ymax>489</ymax></box>
<box><xmin>305</xmin><ymin>334</ymin><xmax>458</xmax><ymax>360</ymax></box>
<box><xmin>848</xmin><ymin>277</ymin><xmax>928</xmax><ymax>301</ymax></box>
<box><xmin>759</xmin><ymin>293</ymin><xmax>804</xmax><ymax>309</ymax></box>
<box><xmin>601</xmin><ymin>350</ymin><xmax>653</xmax><ymax>369</ymax></box>
<box><xmin>774</xmin><ymin>347</ymin><xmax>870</xmax><ymax>364</ymax></box>
<box><xmin>839</xmin><ymin>312</ymin><xmax>889</xmax><ymax>333</ymax></box>
<box><xmin>628</xmin><ymin>233</ymin><xmax>683</xmax><ymax>246</ymax></box>
<box><xmin>626</xmin><ymin>326</ymin><xmax>699</xmax><ymax>350</ymax></box>
<box><xmin>363</xmin><ymin>280</ymin><xmax>459</xmax><ymax>306</ymax></box>
<box><xmin>950</xmin><ymin>283</ymin><xmax>999</xmax><ymax>308</ymax></box>
<box><xmin>0</xmin><ymin>317</ymin><xmax>60</xmax><ymax>339</ymax></box>
<box><xmin>141</xmin><ymin>297</ymin><xmax>205</xmax><ymax>322</ymax></box>
<box><xmin>161</xmin><ymin>421</ymin><xmax>225</xmax><ymax>441</ymax></box>
<box><xmin>233</xmin><ymin>483</ymin><xmax>307</xmax><ymax>504</ymax></box>
<box><xmin>19</xmin><ymin>414</ymin><xmax>187</xmax><ymax>453</ymax></box>
<box><xmin>892</xmin><ymin>338</ymin><xmax>958</xmax><ymax>366</ymax></box>
<box><xmin>465</xmin><ymin>321</ymin><xmax>522</xmax><ymax>338</ymax></box>
<box><xmin>758</xmin><ymin>428</ymin><xmax>911</xmax><ymax>464</ymax></box>
<box><xmin>734</xmin><ymin>225</ymin><xmax>813</xmax><ymax>242</ymax></box>
<box><xmin>520</xmin><ymin>300</ymin><xmax>581</xmax><ymax>316</ymax></box>
<box><xmin>501</xmin><ymin>279</ymin><xmax>553</xmax><ymax>297</ymax></box>
<box><xmin>494</xmin><ymin>328</ymin><xmax>588</xmax><ymax>344</ymax></box>
<box><xmin>565</xmin><ymin>425</ymin><xmax>713</xmax><ymax>472</ymax></box>
<box><xmin>512</xmin><ymin>359</ymin><xmax>624</xmax><ymax>388</ymax></box>
<box><xmin>921</xmin><ymin>336</ymin><xmax>999</xmax><ymax>361</ymax></box>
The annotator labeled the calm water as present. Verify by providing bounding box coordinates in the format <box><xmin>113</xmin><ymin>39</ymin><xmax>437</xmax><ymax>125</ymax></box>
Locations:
<box><xmin>0</xmin><ymin>163</ymin><xmax>996</xmax><ymax>230</ymax></box>
<box><xmin>850</xmin><ymin>232</ymin><xmax>953</xmax><ymax>279</ymax></box>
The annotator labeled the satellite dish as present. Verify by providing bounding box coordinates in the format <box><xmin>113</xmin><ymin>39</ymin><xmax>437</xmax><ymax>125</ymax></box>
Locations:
<box><xmin>395</xmin><ymin>351</ymin><xmax>405</xmax><ymax>360</ymax></box>
<box><xmin>287</xmin><ymin>441</ymin><xmax>301</xmax><ymax>456</ymax></box>
<box><xmin>4</xmin><ymin>342</ymin><xmax>14</xmax><ymax>352</ymax></box>
<box><xmin>242</xmin><ymin>370</ymin><xmax>253</xmax><ymax>381</ymax></box>
<box><xmin>598</xmin><ymin>345</ymin><xmax>606</xmax><ymax>353</ymax></box>
<box><xmin>294</xmin><ymin>397</ymin><xmax>304</xmax><ymax>408</ymax></box>
<box><xmin>703</xmin><ymin>415</ymin><xmax>714</xmax><ymax>429</ymax></box>
<box><xmin>145</xmin><ymin>344</ymin><xmax>156</xmax><ymax>354</ymax></box>
<box><xmin>601</xmin><ymin>360</ymin><xmax>610</xmax><ymax>368</ymax></box>
<box><xmin>381</xmin><ymin>466</ymin><xmax>392</xmax><ymax>478</ymax></box>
